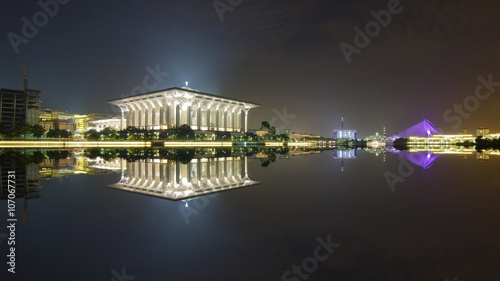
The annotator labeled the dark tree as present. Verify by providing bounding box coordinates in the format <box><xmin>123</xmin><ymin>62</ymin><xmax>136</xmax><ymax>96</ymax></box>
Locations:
<box><xmin>84</xmin><ymin>129</ymin><xmax>101</xmax><ymax>140</ymax></box>
<box><xmin>31</xmin><ymin>124</ymin><xmax>46</xmax><ymax>138</ymax></box>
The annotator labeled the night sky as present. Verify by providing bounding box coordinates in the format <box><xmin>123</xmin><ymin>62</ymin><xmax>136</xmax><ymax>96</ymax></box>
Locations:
<box><xmin>2</xmin><ymin>0</ymin><xmax>500</xmax><ymax>137</ymax></box>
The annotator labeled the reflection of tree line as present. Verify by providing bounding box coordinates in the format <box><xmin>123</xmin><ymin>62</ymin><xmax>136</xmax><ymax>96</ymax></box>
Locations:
<box><xmin>258</xmin><ymin>147</ymin><xmax>289</xmax><ymax>167</ymax></box>
<box><xmin>0</xmin><ymin>150</ymin><xmax>72</xmax><ymax>165</ymax></box>
<box><xmin>83</xmin><ymin>147</ymin><xmax>234</xmax><ymax>162</ymax></box>
<box><xmin>83</xmin><ymin>147</ymin><xmax>290</xmax><ymax>167</ymax></box>
<box><xmin>0</xmin><ymin>147</ymin><xmax>334</xmax><ymax>168</ymax></box>
<box><xmin>475</xmin><ymin>136</ymin><xmax>500</xmax><ymax>151</ymax></box>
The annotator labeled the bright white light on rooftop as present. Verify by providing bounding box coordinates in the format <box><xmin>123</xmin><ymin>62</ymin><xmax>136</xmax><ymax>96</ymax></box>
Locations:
<box><xmin>185</xmin><ymin>81</ymin><xmax>189</xmax><ymax>87</ymax></box>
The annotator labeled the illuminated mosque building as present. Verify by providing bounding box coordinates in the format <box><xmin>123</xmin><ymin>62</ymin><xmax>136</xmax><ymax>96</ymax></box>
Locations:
<box><xmin>107</xmin><ymin>85</ymin><xmax>260</xmax><ymax>132</ymax></box>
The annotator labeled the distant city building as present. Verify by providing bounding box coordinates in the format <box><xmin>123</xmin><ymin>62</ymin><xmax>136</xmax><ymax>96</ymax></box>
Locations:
<box><xmin>256</xmin><ymin>130</ymin><xmax>268</xmax><ymax>137</ymax></box>
<box><xmin>0</xmin><ymin>88</ymin><xmax>41</xmax><ymax>131</ymax></box>
<box><xmin>278</xmin><ymin>129</ymin><xmax>292</xmax><ymax>137</ymax></box>
<box><xmin>366</xmin><ymin>132</ymin><xmax>385</xmax><ymax>141</ymax></box>
<box><xmin>476</xmin><ymin>126</ymin><xmax>489</xmax><ymax>137</ymax></box>
<box><xmin>474</xmin><ymin>126</ymin><xmax>500</xmax><ymax>140</ymax></box>
<box><xmin>254</xmin><ymin>129</ymin><xmax>292</xmax><ymax>138</ymax></box>
<box><xmin>292</xmin><ymin>133</ymin><xmax>321</xmax><ymax>139</ymax></box>
<box><xmin>408</xmin><ymin>134</ymin><xmax>475</xmax><ymax>145</ymax></box>
<box><xmin>92</xmin><ymin>118</ymin><xmax>122</xmax><ymax>132</ymax></box>
<box><xmin>107</xmin><ymin>87</ymin><xmax>260</xmax><ymax>132</ymax></box>
<box><xmin>333</xmin><ymin>130</ymin><xmax>356</xmax><ymax>140</ymax></box>
<box><xmin>39</xmin><ymin>109</ymin><xmax>113</xmax><ymax>133</ymax></box>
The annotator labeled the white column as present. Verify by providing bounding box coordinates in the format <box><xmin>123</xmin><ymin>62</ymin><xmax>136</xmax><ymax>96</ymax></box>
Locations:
<box><xmin>132</xmin><ymin>103</ymin><xmax>139</xmax><ymax>127</ymax></box>
<box><xmin>176</xmin><ymin>104</ymin><xmax>180</xmax><ymax>127</ymax></box>
<box><xmin>154</xmin><ymin>104</ymin><xmax>160</xmax><ymax>129</ymax></box>
<box><xmin>142</xmin><ymin>103</ymin><xmax>148</xmax><ymax>129</ymax></box>
<box><xmin>120</xmin><ymin>108</ymin><xmax>124</xmax><ymax>130</ymax></box>
<box><xmin>162</xmin><ymin>99</ymin><xmax>168</xmax><ymax>129</ymax></box>
<box><xmin>197</xmin><ymin>107</ymin><xmax>201</xmax><ymax>130</ymax></box>
<box><xmin>232</xmin><ymin>110</ymin><xmax>235</xmax><ymax>132</ymax></box>
<box><xmin>207</xmin><ymin>107</ymin><xmax>211</xmax><ymax>130</ymax></box>
<box><xmin>215</xmin><ymin>105</ymin><xmax>220</xmax><ymax>130</ymax></box>
<box><xmin>244</xmin><ymin>109</ymin><xmax>249</xmax><ymax>133</ymax></box>
<box><xmin>223</xmin><ymin>105</ymin><xmax>229</xmax><ymax>131</ymax></box>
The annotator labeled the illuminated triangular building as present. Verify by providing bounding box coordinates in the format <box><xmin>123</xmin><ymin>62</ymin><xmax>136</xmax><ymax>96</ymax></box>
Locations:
<box><xmin>393</xmin><ymin>119</ymin><xmax>441</xmax><ymax>138</ymax></box>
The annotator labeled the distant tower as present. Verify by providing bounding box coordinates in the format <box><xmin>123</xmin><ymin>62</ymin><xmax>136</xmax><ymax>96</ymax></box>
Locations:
<box><xmin>185</xmin><ymin>81</ymin><xmax>189</xmax><ymax>88</ymax></box>
<box><xmin>341</xmin><ymin>117</ymin><xmax>344</xmax><ymax>139</ymax></box>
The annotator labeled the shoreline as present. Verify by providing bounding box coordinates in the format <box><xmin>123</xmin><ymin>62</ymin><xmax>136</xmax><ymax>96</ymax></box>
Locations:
<box><xmin>0</xmin><ymin>140</ymin><xmax>313</xmax><ymax>148</ymax></box>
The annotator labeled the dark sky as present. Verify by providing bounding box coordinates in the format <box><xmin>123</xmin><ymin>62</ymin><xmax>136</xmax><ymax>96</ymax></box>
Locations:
<box><xmin>2</xmin><ymin>0</ymin><xmax>500</xmax><ymax>137</ymax></box>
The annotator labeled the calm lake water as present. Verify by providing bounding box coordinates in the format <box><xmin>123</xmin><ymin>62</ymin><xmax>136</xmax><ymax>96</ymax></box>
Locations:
<box><xmin>1</xmin><ymin>148</ymin><xmax>499</xmax><ymax>281</ymax></box>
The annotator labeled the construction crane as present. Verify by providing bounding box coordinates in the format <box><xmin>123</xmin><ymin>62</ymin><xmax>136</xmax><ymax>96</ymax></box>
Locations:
<box><xmin>23</xmin><ymin>64</ymin><xmax>28</xmax><ymax>92</ymax></box>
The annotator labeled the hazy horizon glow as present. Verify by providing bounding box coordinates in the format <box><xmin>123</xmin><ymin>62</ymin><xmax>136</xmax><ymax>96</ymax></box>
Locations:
<box><xmin>2</xmin><ymin>0</ymin><xmax>500</xmax><ymax>137</ymax></box>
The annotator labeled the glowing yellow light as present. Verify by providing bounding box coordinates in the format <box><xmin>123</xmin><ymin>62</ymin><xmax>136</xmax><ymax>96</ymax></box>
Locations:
<box><xmin>164</xmin><ymin>142</ymin><xmax>232</xmax><ymax>147</ymax></box>
<box><xmin>265</xmin><ymin>142</ymin><xmax>284</xmax><ymax>147</ymax></box>
<box><xmin>288</xmin><ymin>142</ymin><xmax>311</xmax><ymax>147</ymax></box>
<box><xmin>0</xmin><ymin>141</ymin><xmax>150</xmax><ymax>148</ymax></box>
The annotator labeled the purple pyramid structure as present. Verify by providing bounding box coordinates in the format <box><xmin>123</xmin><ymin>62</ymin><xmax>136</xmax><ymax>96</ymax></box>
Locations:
<box><xmin>393</xmin><ymin>119</ymin><xmax>441</xmax><ymax>139</ymax></box>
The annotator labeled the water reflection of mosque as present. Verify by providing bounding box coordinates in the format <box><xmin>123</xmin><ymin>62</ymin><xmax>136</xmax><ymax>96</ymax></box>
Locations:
<box><xmin>108</xmin><ymin>156</ymin><xmax>259</xmax><ymax>201</ymax></box>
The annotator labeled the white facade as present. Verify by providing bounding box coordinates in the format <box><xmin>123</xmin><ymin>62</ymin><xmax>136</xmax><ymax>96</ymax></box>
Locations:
<box><xmin>107</xmin><ymin>87</ymin><xmax>260</xmax><ymax>132</ymax></box>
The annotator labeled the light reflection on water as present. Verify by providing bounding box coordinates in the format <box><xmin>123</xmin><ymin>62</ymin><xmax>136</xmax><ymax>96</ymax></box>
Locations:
<box><xmin>0</xmin><ymin>147</ymin><xmax>499</xmax><ymax>281</ymax></box>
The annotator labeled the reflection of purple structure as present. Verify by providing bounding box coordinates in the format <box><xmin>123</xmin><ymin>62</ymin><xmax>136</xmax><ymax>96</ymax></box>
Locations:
<box><xmin>393</xmin><ymin>119</ymin><xmax>441</xmax><ymax>138</ymax></box>
<box><xmin>395</xmin><ymin>151</ymin><xmax>441</xmax><ymax>170</ymax></box>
